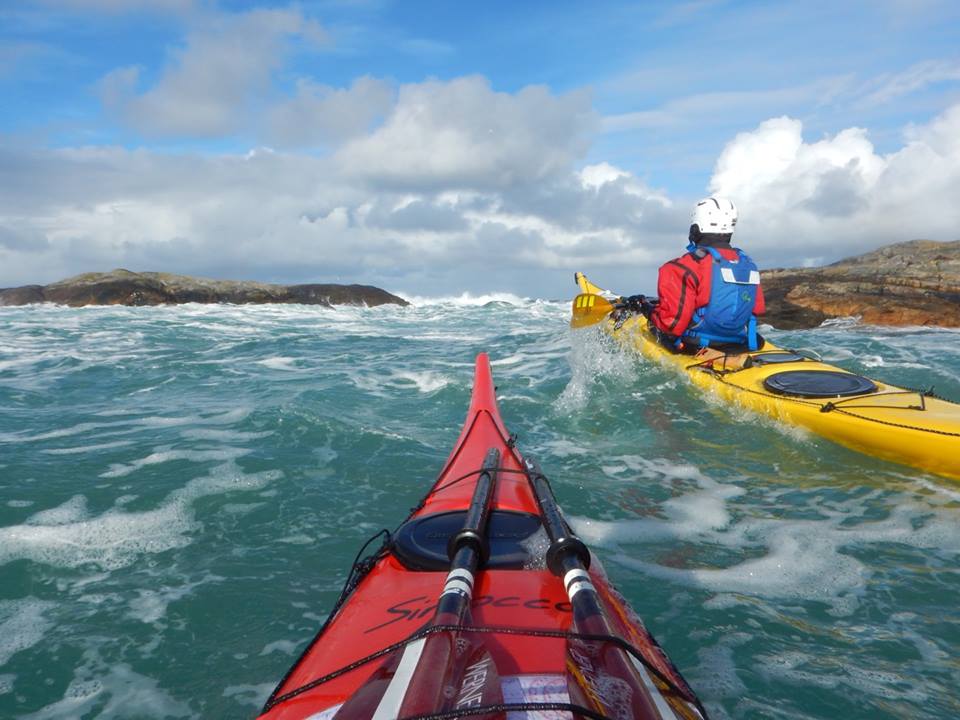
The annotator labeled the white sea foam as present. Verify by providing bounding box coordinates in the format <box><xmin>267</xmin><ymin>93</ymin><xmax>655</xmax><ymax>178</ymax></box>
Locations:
<box><xmin>260</xmin><ymin>639</ymin><xmax>299</xmax><ymax>656</ymax></box>
<box><xmin>571</xmin><ymin>476</ymin><xmax>742</xmax><ymax>545</ymax></box>
<box><xmin>0</xmin><ymin>422</ymin><xmax>112</xmax><ymax>444</ymax></box>
<box><xmin>819</xmin><ymin>316</ymin><xmax>862</xmax><ymax>329</ymax></box>
<box><xmin>222</xmin><ymin>682</ymin><xmax>276</xmax><ymax>708</ymax></box>
<box><xmin>100</xmin><ymin>446</ymin><xmax>252</xmax><ymax>478</ymax></box>
<box><xmin>0</xmin><ymin>598</ymin><xmax>56</xmax><ymax>667</ymax></box>
<box><xmin>597</xmin><ymin>455</ymin><xmax>710</xmax><ymax>484</ymax></box>
<box><xmin>391</xmin><ymin>370</ymin><xmax>450</xmax><ymax>393</ymax></box>
<box><xmin>491</xmin><ymin>353</ymin><xmax>526</xmax><ymax>366</ymax></box>
<box><xmin>221</xmin><ymin>502</ymin><xmax>266</xmax><ymax>515</ymax></box>
<box><xmin>753</xmin><ymin>648</ymin><xmax>932</xmax><ymax>703</ymax></box>
<box><xmin>538</xmin><ymin>438</ymin><xmax>592</xmax><ymax>458</ymax></box>
<box><xmin>275</xmin><ymin>533</ymin><xmax>317</xmax><ymax>545</ymax></box>
<box><xmin>129</xmin><ymin>375</ymin><xmax>177</xmax><ymax>395</ymax></box>
<box><xmin>575</xmin><ymin>466</ymin><xmax>960</xmax><ymax>617</ymax></box>
<box><xmin>132</xmin><ymin>407</ymin><xmax>252</xmax><ymax>428</ymax></box>
<box><xmin>556</xmin><ymin>326</ymin><xmax>636</xmax><ymax>413</ymax></box>
<box><xmin>256</xmin><ymin>356</ymin><xmax>302</xmax><ymax>371</ymax></box>
<box><xmin>0</xmin><ymin>673</ymin><xmax>15</xmax><ymax>694</ymax></box>
<box><xmin>403</xmin><ymin>292</ymin><xmax>533</xmax><ymax>306</ymax></box>
<box><xmin>26</xmin><ymin>495</ymin><xmax>89</xmax><ymax>526</ymax></box>
<box><xmin>21</xmin><ymin>660</ymin><xmax>193</xmax><ymax>719</ymax></box>
<box><xmin>690</xmin><ymin>632</ymin><xmax>751</xmax><ymax>699</ymax></box>
<box><xmin>41</xmin><ymin>440</ymin><xmax>134</xmax><ymax>455</ymax></box>
<box><xmin>127</xmin><ymin>574</ymin><xmax>224</xmax><ymax>624</ymax></box>
<box><xmin>0</xmin><ymin>463</ymin><xmax>280</xmax><ymax>570</ymax></box>
<box><xmin>180</xmin><ymin>428</ymin><xmax>273</xmax><ymax>442</ymax></box>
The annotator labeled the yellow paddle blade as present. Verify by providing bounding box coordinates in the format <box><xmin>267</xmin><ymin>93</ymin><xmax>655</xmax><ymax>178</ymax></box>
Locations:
<box><xmin>570</xmin><ymin>293</ymin><xmax>617</xmax><ymax>329</ymax></box>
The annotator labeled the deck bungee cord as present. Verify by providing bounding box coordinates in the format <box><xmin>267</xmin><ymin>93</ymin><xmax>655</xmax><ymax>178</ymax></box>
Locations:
<box><xmin>263</xmin><ymin>623</ymin><xmax>709</xmax><ymax>718</ymax></box>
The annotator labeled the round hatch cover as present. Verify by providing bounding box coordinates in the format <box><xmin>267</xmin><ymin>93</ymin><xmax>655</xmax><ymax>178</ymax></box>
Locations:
<box><xmin>750</xmin><ymin>352</ymin><xmax>806</xmax><ymax>364</ymax></box>
<box><xmin>392</xmin><ymin>510</ymin><xmax>543</xmax><ymax>571</ymax></box>
<box><xmin>763</xmin><ymin>370</ymin><xmax>878</xmax><ymax>398</ymax></box>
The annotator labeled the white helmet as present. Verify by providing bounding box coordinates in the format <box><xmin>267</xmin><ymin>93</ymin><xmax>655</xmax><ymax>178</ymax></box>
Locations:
<box><xmin>691</xmin><ymin>197</ymin><xmax>737</xmax><ymax>235</ymax></box>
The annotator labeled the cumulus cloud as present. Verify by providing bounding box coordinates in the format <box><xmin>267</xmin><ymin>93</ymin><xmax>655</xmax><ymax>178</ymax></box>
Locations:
<box><xmin>0</xmin><ymin>116</ymin><xmax>671</xmax><ymax>297</ymax></box>
<box><xmin>336</xmin><ymin>76</ymin><xmax>598</xmax><ymax>191</ymax></box>
<box><xmin>709</xmin><ymin>104</ymin><xmax>960</xmax><ymax>264</ymax></box>
<box><xmin>266</xmin><ymin>76</ymin><xmax>395</xmax><ymax>148</ymax></box>
<box><xmin>5</xmin><ymin>65</ymin><xmax>959</xmax><ymax>298</ymax></box>
<box><xmin>101</xmin><ymin>8</ymin><xmax>327</xmax><ymax>137</ymax></box>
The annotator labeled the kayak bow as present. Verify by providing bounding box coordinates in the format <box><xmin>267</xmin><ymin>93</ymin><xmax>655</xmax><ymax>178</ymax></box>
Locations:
<box><xmin>259</xmin><ymin>352</ymin><xmax>706</xmax><ymax>720</ymax></box>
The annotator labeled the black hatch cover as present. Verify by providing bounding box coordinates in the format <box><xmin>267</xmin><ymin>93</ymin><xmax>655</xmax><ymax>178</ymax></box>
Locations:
<box><xmin>749</xmin><ymin>352</ymin><xmax>806</xmax><ymax>365</ymax></box>
<box><xmin>763</xmin><ymin>370</ymin><xmax>878</xmax><ymax>398</ymax></box>
<box><xmin>392</xmin><ymin>510</ymin><xmax>543</xmax><ymax>571</ymax></box>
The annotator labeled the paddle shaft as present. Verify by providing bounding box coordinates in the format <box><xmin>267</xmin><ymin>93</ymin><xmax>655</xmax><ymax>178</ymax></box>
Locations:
<box><xmin>525</xmin><ymin>458</ymin><xmax>665</xmax><ymax>719</ymax></box>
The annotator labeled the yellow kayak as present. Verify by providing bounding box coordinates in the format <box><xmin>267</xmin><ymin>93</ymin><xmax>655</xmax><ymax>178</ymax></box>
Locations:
<box><xmin>572</xmin><ymin>272</ymin><xmax>960</xmax><ymax>482</ymax></box>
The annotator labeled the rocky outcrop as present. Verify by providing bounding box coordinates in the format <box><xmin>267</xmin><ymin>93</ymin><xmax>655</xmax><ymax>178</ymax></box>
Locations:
<box><xmin>0</xmin><ymin>269</ymin><xmax>409</xmax><ymax>308</ymax></box>
<box><xmin>761</xmin><ymin>240</ymin><xmax>960</xmax><ymax>329</ymax></box>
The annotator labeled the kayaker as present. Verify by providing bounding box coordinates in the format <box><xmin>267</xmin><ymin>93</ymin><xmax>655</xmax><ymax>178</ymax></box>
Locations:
<box><xmin>624</xmin><ymin>196</ymin><xmax>765</xmax><ymax>352</ymax></box>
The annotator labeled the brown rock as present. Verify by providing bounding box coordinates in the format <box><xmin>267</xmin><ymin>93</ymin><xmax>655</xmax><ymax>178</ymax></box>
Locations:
<box><xmin>761</xmin><ymin>239</ymin><xmax>960</xmax><ymax>329</ymax></box>
<box><xmin>0</xmin><ymin>269</ymin><xmax>409</xmax><ymax>308</ymax></box>
<box><xmin>0</xmin><ymin>285</ymin><xmax>46</xmax><ymax>306</ymax></box>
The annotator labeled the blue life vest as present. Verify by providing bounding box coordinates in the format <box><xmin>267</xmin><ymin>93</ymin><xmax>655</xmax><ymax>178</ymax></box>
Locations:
<box><xmin>683</xmin><ymin>247</ymin><xmax>760</xmax><ymax>350</ymax></box>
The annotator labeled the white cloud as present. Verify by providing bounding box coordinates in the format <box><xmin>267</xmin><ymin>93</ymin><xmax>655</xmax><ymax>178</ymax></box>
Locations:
<box><xmin>708</xmin><ymin>104</ymin><xmax>960</xmax><ymax>262</ymax></box>
<box><xmin>266</xmin><ymin>75</ymin><xmax>394</xmax><ymax>148</ymax></box>
<box><xmin>0</xmin><ymin>104</ymin><xmax>669</xmax><ymax>297</ymax></box>
<box><xmin>858</xmin><ymin>59</ymin><xmax>960</xmax><ymax>107</ymax></box>
<box><xmin>101</xmin><ymin>8</ymin><xmax>327</xmax><ymax>137</ymax></box>
<box><xmin>4</xmin><ymin>74</ymin><xmax>960</xmax><ymax>298</ymax></box>
<box><xmin>336</xmin><ymin>76</ymin><xmax>598</xmax><ymax>191</ymax></box>
<box><xmin>603</xmin><ymin>76</ymin><xmax>853</xmax><ymax>133</ymax></box>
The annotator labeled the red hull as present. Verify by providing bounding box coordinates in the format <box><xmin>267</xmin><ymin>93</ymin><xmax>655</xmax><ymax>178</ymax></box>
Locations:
<box><xmin>259</xmin><ymin>353</ymin><xmax>704</xmax><ymax>720</ymax></box>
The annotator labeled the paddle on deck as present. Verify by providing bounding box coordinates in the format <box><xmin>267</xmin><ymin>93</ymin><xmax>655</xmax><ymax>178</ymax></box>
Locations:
<box><xmin>524</xmin><ymin>457</ymin><xmax>700</xmax><ymax>719</ymax></box>
<box><xmin>333</xmin><ymin>449</ymin><xmax>504</xmax><ymax>719</ymax></box>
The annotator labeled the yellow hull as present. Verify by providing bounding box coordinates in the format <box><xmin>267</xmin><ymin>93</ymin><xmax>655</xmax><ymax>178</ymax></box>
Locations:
<box><xmin>574</xmin><ymin>273</ymin><xmax>960</xmax><ymax>482</ymax></box>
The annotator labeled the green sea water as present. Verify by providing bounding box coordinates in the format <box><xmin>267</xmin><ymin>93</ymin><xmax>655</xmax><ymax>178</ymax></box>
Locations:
<box><xmin>1</xmin><ymin>299</ymin><xmax>958</xmax><ymax>719</ymax></box>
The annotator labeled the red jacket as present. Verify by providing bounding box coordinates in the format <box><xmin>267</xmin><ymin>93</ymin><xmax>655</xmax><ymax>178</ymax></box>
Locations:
<box><xmin>650</xmin><ymin>246</ymin><xmax>765</xmax><ymax>338</ymax></box>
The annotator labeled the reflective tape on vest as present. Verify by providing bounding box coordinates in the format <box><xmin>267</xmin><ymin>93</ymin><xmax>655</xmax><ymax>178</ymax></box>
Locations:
<box><xmin>720</xmin><ymin>267</ymin><xmax>760</xmax><ymax>285</ymax></box>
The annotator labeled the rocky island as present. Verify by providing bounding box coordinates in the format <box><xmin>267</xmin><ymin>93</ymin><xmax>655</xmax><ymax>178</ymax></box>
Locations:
<box><xmin>0</xmin><ymin>269</ymin><xmax>409</xmax><ymax>308</ymax></box>
<box><xmin>761</xmin><ymin>239</ymin><xmax>960</xmax><ymax>329</ymax></box>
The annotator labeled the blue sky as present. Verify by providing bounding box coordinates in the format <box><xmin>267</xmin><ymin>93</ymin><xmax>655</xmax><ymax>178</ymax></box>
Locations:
<box><xmin>2</xmin><ymin>0</ymin><xmax>959</xmax><ymax>297</ymax></box>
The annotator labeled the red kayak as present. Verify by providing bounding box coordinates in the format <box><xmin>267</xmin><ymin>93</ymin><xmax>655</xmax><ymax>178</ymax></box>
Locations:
<box><xmin>259</xmin><ymin>353</ymin><xmax>708</xmax><ymax>720</ymax></box>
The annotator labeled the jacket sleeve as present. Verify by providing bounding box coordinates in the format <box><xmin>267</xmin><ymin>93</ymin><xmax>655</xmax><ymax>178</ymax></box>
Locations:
<box><xmin>754</xmin><ymin>283</ymin><xmax>766</xmax><ymax>315</ymax></box>
<box><xmin>651</xmin><ymin>259</ymin><xmax>699</xmax><ymax>336</ymax></box>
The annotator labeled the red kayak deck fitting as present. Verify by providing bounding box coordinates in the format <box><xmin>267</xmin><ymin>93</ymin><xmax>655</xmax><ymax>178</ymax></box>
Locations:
<box><xmin>259</xmin><ymin>353</ymin><xmax>707</xmax><ymax>720</ymax></box>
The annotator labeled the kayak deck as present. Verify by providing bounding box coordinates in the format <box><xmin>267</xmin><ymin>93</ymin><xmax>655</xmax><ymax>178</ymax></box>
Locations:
<box><xmin>259</xmin><ymin>353</ymin><xmax>706</xmax><ymax>719</ymax></box>
<box><xmin>574</xmin><ymin>273</ymin><xmax>960</xmax><ymax>481</ymax></box>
